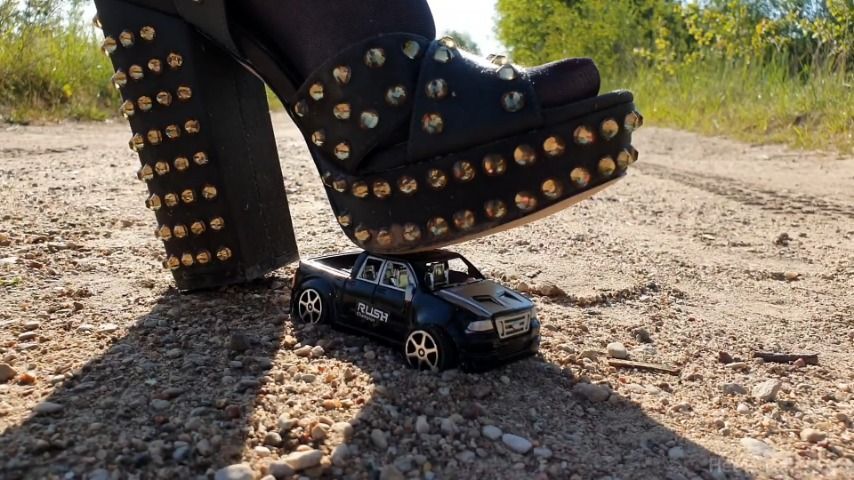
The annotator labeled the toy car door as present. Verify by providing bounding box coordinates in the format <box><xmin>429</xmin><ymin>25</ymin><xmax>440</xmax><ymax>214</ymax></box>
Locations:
<box><xmin>373</xmin><ymin>260</ymin><xmax>415</xmax><ymax>340</ymax></box>
<box><xmin>342</xmin><ymin>256</ymin><xmax>384</xmax><ymax>327</ymax></box>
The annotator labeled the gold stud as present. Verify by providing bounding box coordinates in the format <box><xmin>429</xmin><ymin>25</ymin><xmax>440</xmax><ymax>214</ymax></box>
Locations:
<box><xmin>146</xmin><ymin>194</ymin><xmax>162</xmax><ymax>210</ymax></box>
<box><xmin>334</xmin><ymin>142</ymin><xmax>351</xmax><ymax>160</ymax></box>
<box><xmin>174</xmin><ymin>156</ymin><xmax>190</xmax><ymax>172</ymax></box>
<box><xmin>337</xmin><ymin>213</ymin><xmax>352</xmax><ymax>227</ymax></box>
<box><xmin>92</xmin><ymin>14</ymin><xmax>102</xmax><ymax>29</ymax></box>
<box><xmin>309</xmin><ymin>83</ymin><xmax>324</xmax><ymax>101</ymax></box>
<box><xmin>311</xmin><ymin>130</ymin><xmax>326</xmax><ymax>147</ymax></box>
<box><xmin>624</xmin><ymin>111</ymin><xmax>643</xmax><ymax>132</ymax></box>
<box><xmin>397</xmin><ymin>176</ymin><xmax>418</xmax><ymax>195</ymax></box>
<box><xmin>351</xmin><ymin>181</ymin><xmax>369</xmax><ymax>199</ymax></box>
<box><xmin>453</xmin><ymin>161</ymin><xmax>475</xmax><ymax>182</ymax></box>
<box><xmin>628</xmin><ymin>146</ymin><xmax>639</xmax><ymax>164</ymax></box>
<box><xmin>453</xmin><ymin>210</ymin><xmax>476</xmax><ymax>230</ymax></box>
<box><xmin>425</xmin><ymin>79</ymin><xmax>449</xmax><ymax>100</ymax></box>
<box><xmin>216</xmin><ymin>247</ymin><xmax>232</xmax><ymax>261</ymax></box>
<box><xmin>164</xmin><ymin>193</ymin><xmax>180</xmax><ymax>208</ymax></box>
<box><xmin>364</xmin><ymin>48</ymin><xmax>386</xmax><ymax>68</ymax></box>
<box><xmin>487</xmin><ymin>54</ymin><xmax>509</xmax><ymax>66</ymax></box>
<box><xmin>333</xmin><ymin>103</ymin><xmax>352</xmax><ymax>120</ymax></box>
<box><xmin>402</xmin><ymin>40</ymin><xmax>421</xmax><ymax>59</ymax></box>
<box><xmin>433</xmin><ymin>46</ymin><xmax>455</xmax><ymax>63</ymax></box>
<box><xmin>111</xmin><ymin>71</ymin><xmax>128</xmax><ymax>89</ymax></box>
<box><xmin>147</xmin><ymin>130</ymin><xmax>163</xmax><ymax>146</ymax></box>
<box><xmin>180</xmin><ymin>189</ymin><xmax>195</xmax><ymax>204</ymax></box>
<box><xmin>421</xmin><ymin>113</ymin><xmax>444</xmax><ymax>134</ymax></box>
<box><xmin>209</xmin><ymin>217</ymin><xmax>225</xmax><ymax>231</ymax></box>
<box><xmin>154</xmin><ymin>161</ymin><xmax>170</xmax><ymax>176</ymax></box>
<box><xmin>167</xmin><ymin>53</ymin><xmax>183</xmax><ymax>69</ymax></box>
<box><xmin>439</xmin><ymin>36</ymin><xmax>457</xmax><ymax>49</ymax></box>
<box><xmin>616</xmin><ymin>149</ymin><xmax>632</xmax><ymax>169</ymax></box>
<box><xmin>601</xmin><ymin>119</ymin><xmax>619</xmax><ymax>140</ymax></box>
<box><xmin>190</xmin><ymin>221</ymin><xmax>206</xmax><ymax>235</ymax></box>
<box><xmin>128</xmin><ymin>65</ymin><xmax>144</xmax><ymax>80</ymax></box>
<box><xmin>497</xmin><ymin>64</ymin><xmax>516</xmax><ymax>81</ymax></box>
<box><xmin>184</xmin><ymin>120</ymin><xmax>200</xmax><ymax>134</ymax></box>
<box><xmin>541</xmin><ymin>179</ymin><xmax>563</xmax><ymax>199</ymax></box>
<box><xmin>156</xmin><ymin>91</ymin><xmax>172</xmax><ymax>106</ymax></box>
<box><xmin>385</xmin><ymin>85</ymin><xmax>407</xmax><ymax>106</ymax></box>
<box><xmin>119</xmin><ymin>30</ymin><xmax>135</xmax><ymax>48</ymax></box>
<box><xmin>156</xmin><ymin>225</ymin><xmax>172</xmax><ymax>241</ymax></box>
<box><xmin>359</xmin><ymin>110</ymin><xmax>379</xmax><ymax>129</ymax></box>
<box><xmin>484</xmin><ymin>199</ymin><xmax>507</xmax><ymax>219</ymax></box>
<box><xmin>376</xmin><ymin>229</ymin><xmax>393</xmax><ymax>247</ymax></box>
<box><xmin>354</xmin><ymin>226</ymin><xmax>371</xmax><ymax>242</ymax></box>
<box><xmin>120</xmin><ymin>100</ymin><xmax>135</xmax><ymax>118</ymax></box>
<box><xmin>193</xmin><ymin>152</ymin><xmax>209</xmax><ymax>166</ymax></box>
<box><xmin>332</xmin><ymin>65</ymin><xmax>351</xmax><ymax>85</ymax></box>
<box><xmin>573</xmin><ymin>126</ymin><xmax>594</xmax><ymax>145</ymax></box>
<box><xmin>148</xmin><ymin>58</ymin><xmax>163</xmax><ymax>74</ymax></box>
<box><xmin>101</xmin><ymin>36</ymin><xmax>117</xmax><ymax>55</ymax></box>
<box><xmin>137</xmin><ymin>164</ymin><xmax>154</xmax><ymax>182</ymax></box>
<box><xmin>570</xmin><ymin>167</ymin><xmax>591</xmax><ymax>188</ymax></box>
<box><xmin>372</xmin><ymin>180</ymin><xmax>392</xmax><ymax>199</ymax></box>
<box><xmin>165</xmin><ymin>256</ymin><xmax>180</xmax><ymax>270</ymax></box>
<box><xmin>181</xmin><ymin>253</ymin><xmax>194</xmax><ymax>267</ymax></box>
<box><xmin>293</xmin><ymin>99</ymin><xmax>308</xmax><ymax>117</ymax></box>
<box><xmin>427</xmin><ymin>169</ymin><xmax>447</xmax><ymax>189</ymax></box>
<box><xmin>403</xmin><ymin>223</ymin><xmax>421</xmax><ymax>242</ymax></box>
<box><xmin>165</xmin><ymin>125</ymin><xmax>181</xmax><ymax>140</ymax></box>
<box><xmin>176</xmin><ymin>86</ymin><xmax>192</xmax><ymax>101</ymax></box>
<box><xmin>513</xmin><ymin>145</ymin><xmax>537</xmax><ymax>166</ymax></box>
<box><xmin>515</xmin><ymin>192</ymin><xmax>537</xmax><ymax>211</ymax></box>
<box><xmin>483</xmin><ymin>154</ymin><xmax>507</xmax><ymax>176</ymax></box>
<box><xmin>137</xmin><ymin>96</ymin><xmax>153</xmax><ymax>112</ymax></box>
<box><xmin>202</xmin><ymin>185</ymin><xmax>218</xmax><ymax>200</ymax></box>
<box><xmin>427</xmin><ymin>217</ymin><xmax>449</xmax><ymax>237</ymax></box>
<box><xmin>598</xmin><ymin>156</ymin><xmax>617</xmax><ymax>177</ymax></box>
<box><xmin>173</xmin><ymin>224</ymin><xmax>188</xmax><ymax>239</ymax></box>
<box><xmin>139</xmin><ymin>26</ymin><xmax>156</xmax><ymax>42</ymax></box>
<box><xmin>332</xmin><ymin>178</ymin><xmax>348</xmax><ymax>193</ymax></box>
<box><xmin>196</xmin><ymin>250</ymin><xmax>212</xmax><ymax>264</ymax></box>
<box><xmin>129</xmin><ymin>134</ymin><xmax>145</xmax><ymax>152</ymax></box>
<box><xmin>543</xmin><ymin>136</ymin><xmax>565</xmax><ymax>157</ymax></box>
<box><xmin>501</xmin><ymin>91</ymin><xmax>525</xmax><ymax>112</ymax></box>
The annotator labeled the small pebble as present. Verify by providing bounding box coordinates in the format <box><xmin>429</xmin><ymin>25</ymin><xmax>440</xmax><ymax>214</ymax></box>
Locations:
<box><xmin>606</xmin><ymin>342</ymin><xmax>629</xmax><ymax>359</ymax></box>
<box><xmin>799</xmin><ymin>428</ymin><xmax>826</xmax><ymax>443</ymax></box>
<box><xmin>214</xmin><ymin>463</ymin><xmax>254</xmax><ymax>480</ymax></box>
<box><xmin>501</xmin><ymin>433</ymin><xmax>533</xmax><ymax>454</ymax></box>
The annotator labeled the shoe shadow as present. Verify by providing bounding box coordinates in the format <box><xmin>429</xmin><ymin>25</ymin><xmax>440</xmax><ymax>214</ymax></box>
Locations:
<box><xmin>0</xmin><ymin>278</ymin><xmax>751</xmax><ymax>480</ymax></box>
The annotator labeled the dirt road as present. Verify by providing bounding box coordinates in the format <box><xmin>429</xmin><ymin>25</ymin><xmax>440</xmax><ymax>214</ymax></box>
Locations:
<box><xmin>1</xmin><ymin>115</ymin><xmax>852</xmax><ymax>479</ymax></box>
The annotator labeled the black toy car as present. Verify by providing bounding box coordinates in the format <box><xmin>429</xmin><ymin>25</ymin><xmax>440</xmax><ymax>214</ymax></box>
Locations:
<box><xmin>290</xmin><ymin>250</ymin><xmax>540</xmax><ymax>371</ymax></box>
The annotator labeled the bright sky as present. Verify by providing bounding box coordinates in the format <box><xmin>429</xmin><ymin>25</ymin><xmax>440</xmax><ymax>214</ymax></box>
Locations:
<box><xmin>428</xmin><ymin>0</ymin><xmax>504</xmax><ymax>54</ymax></box>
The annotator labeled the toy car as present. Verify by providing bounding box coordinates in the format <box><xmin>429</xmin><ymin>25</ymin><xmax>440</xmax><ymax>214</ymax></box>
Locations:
<box><xmin>291</xmin><ymin>249</ymin><xmax>540</xmax><ymax>371</ymax></box>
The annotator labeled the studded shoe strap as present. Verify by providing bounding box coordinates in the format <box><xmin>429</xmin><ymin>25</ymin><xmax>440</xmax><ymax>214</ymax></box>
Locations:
<box><xmin>290</xmin><ymin>33</ymin><xmax>431</xmax><ymax>173</ymax></box>
<box><xmin>407</xmin><ymin>38</ymin><xmax>543</xmax><ymax>162</ymax></box>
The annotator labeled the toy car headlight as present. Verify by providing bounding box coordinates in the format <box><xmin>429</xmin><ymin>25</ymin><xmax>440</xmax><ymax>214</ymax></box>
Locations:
<box><xmin>466</xmin><ymin>319</ymin><xmax>494</xmax><ymax>333</ymax></box>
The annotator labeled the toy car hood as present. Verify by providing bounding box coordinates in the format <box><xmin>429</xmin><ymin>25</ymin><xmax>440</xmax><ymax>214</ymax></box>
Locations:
<box><xmin>435</xmin><ymin>279</ymin><xmax>533</xmax><ymax>318</ymax></box>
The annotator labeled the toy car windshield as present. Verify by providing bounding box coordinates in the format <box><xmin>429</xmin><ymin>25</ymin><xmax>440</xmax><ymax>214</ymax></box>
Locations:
<box><xmin>420</xmin><ymin>255</ymin><xmax>484</xmax><ymax>290</ymax></box>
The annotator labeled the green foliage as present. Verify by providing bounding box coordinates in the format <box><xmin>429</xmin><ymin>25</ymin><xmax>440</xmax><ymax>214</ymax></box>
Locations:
<box><xmin>496</xmin><ymin>0</ymin><xmax>853</xmax><ymax>152</ymax></box>
<box><xmin>443</xmin><ymin>30</ymin><xmax>482</xmax><ymax>55</ymax></box>
<box><xmin>0</xmin><ymin>1</ymin><xmax>116</xmax><ymax>123</ymax></box>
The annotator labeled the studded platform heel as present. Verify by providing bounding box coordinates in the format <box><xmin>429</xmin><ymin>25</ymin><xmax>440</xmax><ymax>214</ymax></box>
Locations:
<box><xmin>94</xmin><ymin>0</ymin><xmax>642</xmax><ymax>272</ymax></box>
<box><xmin>94</xmin><ymin>0</ymin><xmax>298</xmax><ymax>291</ymax></box>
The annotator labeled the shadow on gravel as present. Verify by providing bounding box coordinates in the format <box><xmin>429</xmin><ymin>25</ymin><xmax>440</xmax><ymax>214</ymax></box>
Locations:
<box><xmin>1</xmin><ymin>278</ymin><xmax>751</xmax><ymax>480</ymax></box>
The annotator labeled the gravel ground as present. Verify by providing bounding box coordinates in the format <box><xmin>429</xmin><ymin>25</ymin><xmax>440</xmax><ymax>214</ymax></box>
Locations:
<box><xmin>0</xmin><ymin>115</ymin><xmax>852</xmax><ymax>480</ymax></box>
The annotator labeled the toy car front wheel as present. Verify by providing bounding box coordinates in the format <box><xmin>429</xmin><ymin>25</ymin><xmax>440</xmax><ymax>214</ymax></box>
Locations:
<box><xmin>295</xmin><ymin>288</ymin><xmax>327</xmax><ymax>324</ymax></box>
<box><xmin>404</xmin><ymin>328</ymin><xmax>456</xmax><ymax>371</ymax></box>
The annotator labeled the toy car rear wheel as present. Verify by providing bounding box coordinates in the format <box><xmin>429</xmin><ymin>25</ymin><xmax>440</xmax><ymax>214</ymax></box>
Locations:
<box><xmin>404</xmin><ymin>328</ymin><xmax>456</xmax><ymax>371</ymax></box>
<box><xmin>296</xmin><ymin>288</ymin><xmax>327</xmax><ymax>324</ymax></box>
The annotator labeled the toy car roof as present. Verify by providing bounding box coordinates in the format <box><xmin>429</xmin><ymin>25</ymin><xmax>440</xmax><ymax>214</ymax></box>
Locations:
<box><xmin>383</xmin><ymin>249</ymin><xmax>464</xmax><ymax>264</ymax></box>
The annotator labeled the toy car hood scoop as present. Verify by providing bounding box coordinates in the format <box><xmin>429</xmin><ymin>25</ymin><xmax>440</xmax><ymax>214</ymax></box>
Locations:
<box><xmin>436</xmin><ymin>280</ymin><xmax>533</xmax><ymax>317</ymax></box>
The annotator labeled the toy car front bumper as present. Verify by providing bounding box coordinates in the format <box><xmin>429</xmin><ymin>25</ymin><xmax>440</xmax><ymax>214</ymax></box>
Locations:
<box><xmin>458</xmin><ymin>326</ymin><xmax>541</xmax><ymax>370</ymax></box>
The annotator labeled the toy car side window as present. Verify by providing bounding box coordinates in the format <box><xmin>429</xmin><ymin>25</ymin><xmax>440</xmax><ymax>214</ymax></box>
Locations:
<box><xmin>357</xmin><ymin>257</ymin><xmax>384</xmax><ymax>283</ymax></box>
<box><xmin>380</xmin><ymin>261</ymin><xmax>412</xmax><ymax>291</ymax></box>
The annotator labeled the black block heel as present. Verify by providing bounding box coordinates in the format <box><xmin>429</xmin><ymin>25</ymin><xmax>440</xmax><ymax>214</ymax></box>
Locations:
<box><xmin>94</xmin><ymin>0</ymin><xmax>298</xmax><ymax>291</ymax></box>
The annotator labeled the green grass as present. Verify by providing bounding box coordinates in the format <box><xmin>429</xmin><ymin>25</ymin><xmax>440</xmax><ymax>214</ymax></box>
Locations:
<box><xmin>617</xmin><ymin>58</ymin><xmax>853</xmax><ymax>154</ymax></box>
<box><xmin>1</xmin><ymin>23</ymin><xmax>850</xmax><ymax>154</ymax></box>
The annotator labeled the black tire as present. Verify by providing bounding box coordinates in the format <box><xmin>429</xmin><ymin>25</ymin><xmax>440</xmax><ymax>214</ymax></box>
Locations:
<box><xmin>403</xmin><ymin>328</ymin><xmax>457</xmax><ymax>371</ymax></box>
<box><xmin>294</xmin><ymin>287</ymin><xmax>328</xmax><ymax>324</ymax></box>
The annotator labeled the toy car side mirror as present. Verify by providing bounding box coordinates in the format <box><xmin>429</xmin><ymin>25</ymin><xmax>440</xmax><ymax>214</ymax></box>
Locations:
<box><xmin>404</xmin><ymin>284</ymin><xmax>414</xmax><ymax>305</ymax></box>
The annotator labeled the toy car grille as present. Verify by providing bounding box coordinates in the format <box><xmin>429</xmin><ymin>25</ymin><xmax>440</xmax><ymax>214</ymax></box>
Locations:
<box><xmin>496</xmin><ymin>312</ymin><xmax>531</xmax><ymax>339</ymax></box>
